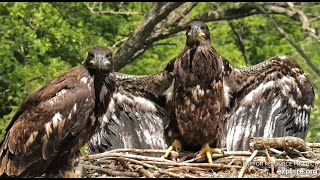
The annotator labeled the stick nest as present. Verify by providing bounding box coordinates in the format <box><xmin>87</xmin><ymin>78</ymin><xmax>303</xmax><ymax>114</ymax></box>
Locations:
<box><xmin>75</xmin><ymin>137</ymin><xmax>320</xmax><ymax>178</ymax></box>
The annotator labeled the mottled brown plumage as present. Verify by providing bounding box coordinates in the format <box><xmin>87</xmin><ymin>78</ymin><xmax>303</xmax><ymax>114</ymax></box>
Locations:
<box><xmin>88</xmin><ymin>21</ymin><xmax>314</xmax><ymax>156</ymax></box>
<box><xmin>88</xmin><ymin>59</ymin><xmax>175</xmax><ymax>153</ymax></box>
<box><xmin>0</xmin><ymin>46</ymin><xmax>114</xmax><ymax>177</ymax></box>
<box><xmin>224</xmin><ymin>56</ymin><xmax>315</xmax><ymax>151</ymax></box>
<box><xmin>164</xmin><ymin>21</ymin><xmax>226</xmax><ymax>163</ymax></box>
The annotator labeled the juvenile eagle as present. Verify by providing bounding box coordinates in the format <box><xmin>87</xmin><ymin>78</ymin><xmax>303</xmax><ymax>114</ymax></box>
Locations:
<box><xmin>88</xmin><ymin>21</ymin><xmax>314</xmax><ymax>158</ymax></box>
<box><xmin>88</xmin><ymin>59</ymin><xmax>175</xmax><ymax>153</ymax></box>
<box><xmin>163</xmin><ymin>21</ymin><xmax>226</xmax><ymax>164</ymax></box>
<box><xmin>0</xmin><ymin>46</ymin><xmax>114</xmax><ymax>177</ymax></box>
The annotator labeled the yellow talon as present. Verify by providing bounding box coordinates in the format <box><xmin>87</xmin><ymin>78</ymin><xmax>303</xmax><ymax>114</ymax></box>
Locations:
<box><xmin>196</xmin><ymin>143</ymin><xmax>223</xmax><ymax>164</ymax></box>
<box><xmin>206</xmin><ymin>150</ymin><xmax>212</xmax><ymax>164</ymax></box>
<box><xmin>163</xmin><ymin>139</ymin><xmax>181</xmax><ymax>158</ymax></box>
<box><xmin>64</xmin><ymin>171</ymin><xmax>78</xmax><ymax>178</ymax></box>
<box><xmin>163</xmin><ymin>145</ymin><xmax>173</xmax><ymax>158</ymax></box>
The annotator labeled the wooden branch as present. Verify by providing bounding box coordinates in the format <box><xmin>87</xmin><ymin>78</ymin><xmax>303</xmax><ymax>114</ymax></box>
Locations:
<box><xmin>111</xmin><ymin>37</ymin><xmax>129</xmax><ymax>50</ymax></box>
<box><xmin>77</xmin><ymin>139</ymin><xmax>320</xmax><ymax>178</ymax></box>
<box><xmin>228</xmin><ymin>20</ymin><xmax>250</xmax><ymax>65</ymax></box>
<box><xmin>110</xmin><ymin>2</ymin><xmax>318</xmax><ymax>71</ymax></box>
<box><xmin>238</xmin><ymin>149</ymin><xmax>258</xmax><ymax>178</ymax></box>
<box><xmin>107</xmin><ymin>148</ymin><xmax>168</xmax><ymax>154</ymax></box>
<box><xmin>286</xmin><ymin>2</ymin><xmax>320</xmax><ymax>42</ymax></box>
<box><xmin>184</xmin><ymin>150</ymin><xmax>252</xmax><ymax>163</ymax></box>
<box><xmin>83</xmin><ymin>164</ymin><xmax>140</xmax><ymax>177</ymax></box>
<box><xmin>133</xmin><ymin>165</ymin><xmax>155</xmax><ymax>178</ymax></box>
<box><xmin>141</xmin><ymin>161</ymin><xmax>242</xmax><ymax>169</ymax></box>
<box><xmin>256</xmin><ymin>4</ymin><xmax>320</xmax><ymax>76</ymax></box>
<box><xmin>307</xmin><ymin>142</ymin><xmax>320</xmax><ymax>148</ymax></box>
<box><xmin>249</xmin><ymin>136</ymin><xmax>310</xmax><ymax>152</ymax></box>
<box><xmin>154</xmin><ymin>2</ymin><xmax>199</xmax><ymax>31</ymax></box>
<box><xmin>81</xmin><ymin>152</ymin><xmax>174</xmax><ymax>163</ymax></box>
<box><xmin>143</xmin><ymin>2</ymin><xmax>302</xmax><ymax>58</ymax></box>
<box><xmin>83</xmin><ymin>2</ymin><xmax>141</xmax><ymax>16</ymax></box>
<box><xmin>166</xmin><ymin>166</ymin><xmax>209</xmax><ymax>172</ymax></box>
<box><xmin>113</xmin><ymin>2</ymin><xmax>184</xmax><ymax>71</ymax></box>
<box><xmin>191</xmin><ymin>3</ymin><xmax>297</xmax><ymax>23</ymax></box>
<box><xmin>122</xmin><ymin>157</ymin><xmax>196</xmax><ymax>178</ymax></box>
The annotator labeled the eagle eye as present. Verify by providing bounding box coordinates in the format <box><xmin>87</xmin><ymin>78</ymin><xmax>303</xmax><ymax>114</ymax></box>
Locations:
<box><xmin>89</xmin><ymin>53</ymin><xmax>95</xmax><ymax>59</ymax></box>
<box><xmin>201</xmin><ymin>26</ymin><xmax>207</xmax><ymax>31</ymax></box>
<box><xmin>105</xmin><ymin>53</ymin><xmax>111</xmax><ymax>59</ymax></box>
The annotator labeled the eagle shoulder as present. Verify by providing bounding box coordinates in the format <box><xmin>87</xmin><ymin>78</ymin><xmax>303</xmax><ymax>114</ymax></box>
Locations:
<box><xmin>0</xmin><ymin>65</ymin><xmax>96</xmax><ymax>177</ymax></box>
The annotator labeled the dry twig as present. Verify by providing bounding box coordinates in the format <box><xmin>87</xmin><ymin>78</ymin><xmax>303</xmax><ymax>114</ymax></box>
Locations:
<box><xmin>238</xmin><ymin>149</ymin><xmax>258</xmax><ymax>178</ymax></box>
<box><xmin>78</xmin><ymin>138</ymin><xmax>320</xmax><ymax>178</ymax></box>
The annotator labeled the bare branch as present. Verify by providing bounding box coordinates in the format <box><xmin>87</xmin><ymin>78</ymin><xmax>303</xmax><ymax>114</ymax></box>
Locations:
<box><xmin>256</xmin><ymin>4</ymin><xmax>320</xmax><ymax>76</ymax></box>
<box><xmin>83</xmin><ymin>2</ymin><xmax>142</xmax><ymax>16</ymax></box>
<box><xmin>111</xmin><ymin>37</ymin><xmax>129</xmax><ymax>50</ymax></box>
<box><xmin>228</xmin><ymin>20</ymin><xmax>250</xmax><ymax>65</ymax></box>
<box><xmin>83</xmin><ymin>164</ymin><xmax>140</xmax><ymax>177</ymax></box>
<box><xmin>156</xmin><ymin>2</ymin><xmax>199</xmax><ymax>30</ymax></box>
<box><xmin>238</xmin><ymin>150</ymin><xmax>258</xmax><ymax>178</ymax></box>
<box><xmin>145</xmin><ymin>2</ymin><xmax>300</xmax><ymax>52</ymax></box>
<box><xmin>110</xmin><ymin>2</ymin><xmax>319</xmax><ymax>72</ymax></box>
<box><xmin>191</xmin><ymin>3</ymin><xmax>297</xmax><ymax>23</ymax></box>
<box><xmin>286</xmin><ymin>2</ymin><xmax>320</xmax><ymax>42</ymax></box>
<box><xmin>152</xmin><ymin>43</ymin><xmax>177</xmax><ymax>47</ymax></box>
<box><xmin>113</xmin><ymin>2</ymin><xmax>184</xmax><ymax>71</ymax></box>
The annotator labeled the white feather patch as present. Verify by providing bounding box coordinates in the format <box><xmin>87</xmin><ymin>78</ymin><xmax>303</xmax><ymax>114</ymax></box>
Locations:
<box><xmin>134</xmin><ymin>96</ymin><xmax>157</xmax><ymax>112</ymax></box>
<box><xmin>26</xmin><ymin>131</ymin><xmax>39</xmax><ymax>147</ymax></box>
<box><xmin>80</xmin><ymin>77</ymin><xmax>88</xmax><ymax>84</ymax></box>
<box><xmin>243</xmin><ymin>81</ymin><xmax>275</xmax><ymax>105</ymax></box>
<box><xmin>52</xmin><ymin>112</ymin><xmax>62</xmax><ymax>128</ymax></box>
<box><xmin>45</xmin><ymin>122</ymin><xmax>52</xmax><ymax>136</ymax></box>
<box><xmin>73</xmin><ymin>103</ymin><xmax>77</xmax><ymax>111</ymax></box>
<box><xmin>164</xmin><ymin>81</ymin><xmax>174</xmax><ymax>103</ymax></box>
<box><xmin>263</xmin><ymin>98</ymin><xmax>282</xmax><ymax>137</ymax></box>
<box><xmin>113</xmin><ymin>92</ymin><xmax>157</xmax><ymax>113</ymax></box>
<box><xmin>278</xmin><ymin>56</ymin><xmax>288</xmax><ymax>60</ymax></box>
<box><xmin>223</xmin><ymin>84</ymin><xmax>232</xmax><ymax>107</ymax></box>
<box><xmin>56</xmin><ymin>89</ymin><xmax>67</xmax><ymax>96</ymax></box>
<box><xmin>303</xmin><ymin>104</ymin><xmax>311</xmax><ymax>111</ymax></box>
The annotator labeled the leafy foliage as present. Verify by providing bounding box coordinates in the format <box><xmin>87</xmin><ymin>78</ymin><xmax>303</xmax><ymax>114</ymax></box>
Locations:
<box><xmin>0</xmin><ymin>2</ymin><xmax>319</xmax><ymax>143</ymax></box>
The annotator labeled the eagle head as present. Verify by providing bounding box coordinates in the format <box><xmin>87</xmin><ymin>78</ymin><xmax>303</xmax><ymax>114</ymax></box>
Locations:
<box><xmin>84</xmin><ymin>46</ymin><xmax>113</xmax><ymax>73</ymax></box>
<box><xmin>186</xmin><ymin>21</ymin><xmax>211</xmax><ymax>47</ymax></box>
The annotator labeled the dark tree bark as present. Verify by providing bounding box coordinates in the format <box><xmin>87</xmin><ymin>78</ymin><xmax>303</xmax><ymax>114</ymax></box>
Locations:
<box><xmin>100</xmin><ymin>2</ymin><xmax>320</xmax><ymax>76</ymax></box>
<box><xmin>113</xmin><ymin>2</ymin><xmax>184</xmax><ymax>71</ymax></box>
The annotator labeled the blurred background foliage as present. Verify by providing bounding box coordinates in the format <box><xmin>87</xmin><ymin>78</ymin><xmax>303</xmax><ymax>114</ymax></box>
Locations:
<box><xmin>0</xmin><ymin>2</ymin><xmax>319</xmax><ymax>142</ymax></box>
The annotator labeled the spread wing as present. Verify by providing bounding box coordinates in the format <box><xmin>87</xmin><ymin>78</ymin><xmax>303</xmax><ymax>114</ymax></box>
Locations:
<box><xmin>224</xmin><ymin>56</ymin><xmax>315</xmax><ymax>151</ymax></box>
<box><xmin>0</xmin><ymin>66</ymin><xmax>96</xmax><ymax>177</ymax></box>
<box><xmin>88</xmin><ymin>61</ymin><xmax>174</xmax><ymax>154</ymax></box>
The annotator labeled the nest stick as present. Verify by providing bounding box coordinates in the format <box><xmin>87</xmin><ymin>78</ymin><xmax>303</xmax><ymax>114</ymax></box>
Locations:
<box><xmin>238</xmin><ymin>149</ymin><xmax>258</xmax><ymax>178</ymax></box>
<box><xmin>83</xmin><ymin>164</ymin><xmax>140</xmax><ymax>177</ymax></box>
<box><xmin>250</xmin><ymin>136</ymin><xmax>309</xmax><ymax>152</ymax></box>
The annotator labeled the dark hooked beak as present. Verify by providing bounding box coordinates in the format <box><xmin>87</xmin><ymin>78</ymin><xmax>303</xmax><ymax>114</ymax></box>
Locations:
<box><xmin>95</xmin><ymin>54</ymin><xmax>111</xmax><ymax>72</ymax></box>
<box><xmin>188</xmin><ymin>25</ymin><xmax>206</xmax><ymax>38</ymax></box>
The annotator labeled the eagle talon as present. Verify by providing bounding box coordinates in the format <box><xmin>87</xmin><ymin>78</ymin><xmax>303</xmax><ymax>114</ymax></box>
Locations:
<box><xmin>64</xmin><ymin>170</ymin><xmax>78</xmax><ymax>178</ymax></box>
<box><xmin>163</xmin><ymin>139</ymin><xmax>181</xmax><ymax>158</ymax></box>
<box><xmin>196</xmin><ymin>143</ymin><xmax>223</xmax><ymax>164</ymax></box>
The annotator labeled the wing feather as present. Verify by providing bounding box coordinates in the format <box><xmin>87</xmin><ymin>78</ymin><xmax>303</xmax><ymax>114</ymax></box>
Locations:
<box><xmin>88</xmin><ymin>66</ymin><xmax>174</xmax><ymax>154</ymax></box>
<box><xmin>0</xmin><ymin>66</ymin><xmax>96</xmax><ymax>177</ymax></box>
<box><xmin>224</xmin><ymin>56</ymin><xmax>315</xmax><ymax>151</ymax></box>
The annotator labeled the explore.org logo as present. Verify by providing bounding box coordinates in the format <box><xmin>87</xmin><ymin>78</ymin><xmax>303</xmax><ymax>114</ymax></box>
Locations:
<box><xmin>245</xmin><ymin>161</ymin><xmax>319</xmax><ymax>176</ymax></box>
<box><xmin>277</xmin><ymin>168</ymin><xmax>318</xmax><ymax>175</ymax></box>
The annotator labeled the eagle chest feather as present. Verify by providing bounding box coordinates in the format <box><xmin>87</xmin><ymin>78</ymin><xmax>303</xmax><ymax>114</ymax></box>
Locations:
<box><xmin>173</xmin><ymin>46</ymin><xmax>226</xmax><ymax>146</ymax></box>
